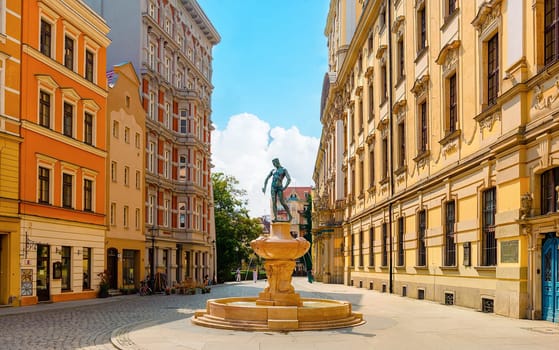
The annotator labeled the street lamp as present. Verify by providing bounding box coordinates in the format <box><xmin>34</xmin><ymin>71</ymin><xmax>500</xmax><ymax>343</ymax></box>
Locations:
<box><xmin>211</xmin><ymin>240</ymin><xmax>217</xmax><ymax>284</ymax></box>
<box><xmin>148</xmin><ymin>225</ymin><xmax>157</xmax><ymax>290</ymax></box>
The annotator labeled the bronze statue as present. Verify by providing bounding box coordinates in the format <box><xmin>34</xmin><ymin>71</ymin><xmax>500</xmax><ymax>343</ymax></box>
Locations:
<box><xmin>262</xmin><ymin>158</ymin><xmax>292</xmax><ymax>222</ymax></box>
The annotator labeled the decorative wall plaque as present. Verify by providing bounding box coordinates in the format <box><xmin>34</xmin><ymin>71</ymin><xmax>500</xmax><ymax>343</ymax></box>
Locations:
<box><xmin>500</xmin><ymin>240</ymin><xmax>518</xmax><ymax>263</ymax></box>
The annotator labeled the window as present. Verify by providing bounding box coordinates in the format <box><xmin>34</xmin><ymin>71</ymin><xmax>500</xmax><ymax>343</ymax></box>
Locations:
<box><xmin>123</xmin><ymin>205</ymin><xmax>129</xmax><ymax>228</ymax></box>
<box><xmin>419</xmin><ymin>101</ymin><xmax>428</xmax><ymax>152</ymax></box>
<box><xmin>165</xmin><ymin>57</ymin><xmax>171</xmax><ymax>82</ymax></box>
<box><xmin>487</xmin><ymin>34</ymin><xmax>499</xmax><ymax>106</ymax></box>
<box><xmin>545</xmin><ymin>0</ymin><xmax>559</xmax><ymax>65</ymax></box>
<box><xmin>82</xmin><ymin>247</ymin><xmax>91</xmax><ymax>289</ymax></box>
<box><xmin>417</xmin><ymin>4</ymin><xmax>427</xmax><ymax>52</ymax></box>
<box><xmin>112</xmin><ymin>120</ymin><xmax>119</xmax><ymax>138</ymax></box>
<box><xmin>85</xmin><ymin>49</ymin><xmax>94</xmax><ymax>82</ymax></box>
<box><xmin>164</xmin><ymin>150</ymin><xmax>170</xmax><ymax>179</ymax></box>
<box><xmin>359</xmin><ymin>231</ymin><xmax>364</xmax><ymax>267</ymax></box>
<box><xmin>62</xmin><ymin>173</ymin><xmax>73</xmax><ymax>208</ymax></box>
<box><xmin>444</xmin><ymin>200</ymin><xmax>456</xmax><ymax>266</ymax></box>
<box><xmin>369</xmin><ymin>227</ymin><xmax>374</xmax><ymax>266</ymax></box>
<box><xmin>38</xmin><ymin>166</ymin><xmax>50</xmax><ymax>204</ymax></box>
<box><xmin>165</xmin><ymin>102</ymin><xmax>171</xmax><ymax>128</ymax></box>
<box><xmin>40</xmin><ymin>19</ymin><xmax>52</xmax><ymax>57</ymax></box>
<box><xmin>179</xmin><ymin>202</ymin><xmax>186</xmax><ymax>228</ymax></box>
<box><xmin>164</xmin><ymin>199</ymin><xmax>170</xmax><ymax>227</ymax></box>
<box><xmin>61</xmin><ymin>246</ymin><xmax>71</xmax><ymax>291</ymax></box>
<box><xmin>122</xmin><ymin>250</ymin><xmax>136</xmax><ymax>285</ymax></box>
<box><xmin>110</xmin><ymin>202</ymin><xmax>116</xmax><ymax>226</ymax></box>
<box><xmin>165</xmin><ymin>18</ymin><xmax>171</xmax><ymax>34</ymax></box>
<box><xmin>397</xmin><ymin>38</ymin><xmax>405</xmax><ymax>81</ymax></box>
<box><xmin>397</xmin><ymin>217</ymin><xmax>404</xmax><ymax>266</ymax></box>
<box><xmin>111</xmin><ymin>161</ymin><xmax>117</xmax><ymax>182</ymax></box>
<box><xmin>418</xmin><ymin>209</ymin><xmax>426</xmax><ymax>266</ymax></box>
<box><xmin>63</xmin><ymin>103</ymin><xmax>73</xmax><ymax>137</ymax></box>
<box><xmin>39</xmin><ymin>91</ymin><xmax>51</xmax><ymax>128</ymax></box>
<box><xmin>125</xmin><ymin>95</ymin><xmax>130</xmax><ymax>107</ymax></box>
<box><xmin>482</xmin><ymin>188</ymin><xmax>497</xmax><ymax>266</ymax></box>
<box><xmin>179</xmin><ymin>155</ymin><xmax>187</xmax><ymax>181</ymax></box>
<box><xmin>83</xmin><ymin>179</ymin><xmax>93</xmax><ymax>211</ymax></box>
<box><xmin>148</xmin><ymin>195</ymin><xmax>155</xmax><ymax>225</ymax></box>
<box><xmin>148</xmin><ymin>1</ymin><xmax>155</xmax><ymax>18</ymax></box>
<box><xmin>448</xmin><ymin>74</ymin><xmax>457</xmax><ymax>133</ymax></box>
<box><xmin>368</xmin><ymin>80</ymin><xmax>374</xmax><ymax>120</ymax></box>
<box><xmin>358</xmin><ymin>99</ymin><xmax>363</xmax><ymax>133</ymax></box>
<box><xmin>369</xmin><ymin>147</ymin><xmax>375</xmax><ymax>188</ymax></box>
<box><xmin>177</xmin><ymin>70</ymin><xmax>183</xmax><ymax>89</ymax></box>
<box><xmin>541</xmin><ymin>167</ymin><xmax>559</xmax><ymax>213</ymax></box>
<box><xmin>382</xmin><ymin>223</ymin><xmax>388</xmax><ymax>266</ymax></box>
<box><xmin>382</xmin><ymin>137</ymin><xmax>388</xmax><ymax>179</ymax></box>
<box><xmin>149</xmin><ymin>92</ymin><xmax>156</xmax><ymax>120</ymax></box>
<box><xmin>148</xmin><ymin>142</ymin><xmax>155</xmax><ymax>173</ymax></box>
<box><xmin>124</xmin><ymin>166</ymin><xmax>130</xmax><ymax>186</ymax></box>
<box><xmin>124</xmin><ymin>127</ymin><xmax>130</xmax><ymax>143</ymax></box>
<box><xmin>135</xmin><ymin>208</ymin><xmax>141</xmax><ymax>229</ymax></box>
<box><xmin>135</xmin><ymin>132</ymin><xmax>141</xmax><ymax>148</ymax></box>
<box><xmin>349</xmin><ymin>233</ymin><xmax>354</xmax><ymax>267</ymax></box>
<box><xmin>359</xmin><ymin>159</ymin><xmax>364</xmax><ymax>196</ymax></box>
<box><xmin>64</xmin><ymin>35</ymin><xmax>74</xmax><ymax>70</ymax></box>
<box><xmin>180</xmin><ymin>110</ymin><xmax>187</xmax><ymax>133</ymax></box>
<box><xmin>135</xmin><ymin>170</ymin><xmax>141</xmax><ymax>189</ymax></box>
<box><xmin>398</xmin><ymin>121</ymin><xmax>405</xmax><ymax>168</ymax></box>
<box><xmin>149</xmin><ymin>42</ymin><xmax>155</xmax><ymax>70</ymax></box>
<box><xmin>84</xmin><ymin>113</ymin><xmax>93</xmax><ymax>145</ymax></box>
<box><xmin>380</xmin><ymin>63</ymin><xmax>387</xmax><ymax>105</ymax></box>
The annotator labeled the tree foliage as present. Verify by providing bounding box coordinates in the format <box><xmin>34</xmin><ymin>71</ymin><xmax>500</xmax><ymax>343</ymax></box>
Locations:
<box><xmin>212</xmin><ymin>172</ymin><xmax>262</xmax><ymax>282</ymax></box>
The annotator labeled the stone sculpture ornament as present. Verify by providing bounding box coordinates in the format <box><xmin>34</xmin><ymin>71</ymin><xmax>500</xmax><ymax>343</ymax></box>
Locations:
<box><xmin>262</xmin><ymin>158</ymin><xmax>292</xmax><ymax>222</ymax></box>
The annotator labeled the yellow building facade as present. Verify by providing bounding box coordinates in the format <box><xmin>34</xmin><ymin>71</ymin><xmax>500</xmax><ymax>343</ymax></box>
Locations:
<box><xmin>314</xmin><ymin>0</ymin><xmax>559</xmax><ymax>322</ymax></box>
<box><xmin>105</xmin><ymin>62</ymin><xmax>146</xmax><ymax>291</ymax></box>
<box><xmin>0</xmin><ymin>0</ymin><xmax>22</xmax><ymax>306</ymax></box>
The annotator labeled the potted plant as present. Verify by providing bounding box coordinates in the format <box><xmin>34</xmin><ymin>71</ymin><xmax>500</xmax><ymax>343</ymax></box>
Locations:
<box><xmin>98</xmin><ymin>270</ymin><xmax>110</xmax><ymax>298</ymax></box>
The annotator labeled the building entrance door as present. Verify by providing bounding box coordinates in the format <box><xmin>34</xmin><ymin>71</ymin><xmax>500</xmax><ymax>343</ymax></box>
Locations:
<box><xmin>542</xmin><ymin>233</ymin><xmax>559</xmax><ymax>322</ymax></box>
<box><xmin>36</xmin><ymin>244</ymin><xmax>50</xmax><ymax>302</ymax></box>
<box><xmin>107</xmin><ymin>248</ymin><xmax>118</xmax><ymax>289</ymax></box>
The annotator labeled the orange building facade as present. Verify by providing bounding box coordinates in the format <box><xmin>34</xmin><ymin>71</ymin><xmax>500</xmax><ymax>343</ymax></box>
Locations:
<box><xmin>19</xmin><ymin>0</ymin><xmax>110</xmax><ymax>305</ymax></box>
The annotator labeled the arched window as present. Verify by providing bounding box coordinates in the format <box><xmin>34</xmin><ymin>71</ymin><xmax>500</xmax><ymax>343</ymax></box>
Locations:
<box><xmin>541</xmin><ymin>167</ymin><xmax>559</xmax><ymax>214</ymax></box>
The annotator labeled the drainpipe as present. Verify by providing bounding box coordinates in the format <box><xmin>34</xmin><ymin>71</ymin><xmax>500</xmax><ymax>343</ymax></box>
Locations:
<box><xmin>387</xmin><ymin>0</ymin><xmax>395</xmax><ymax>294</ymax></box>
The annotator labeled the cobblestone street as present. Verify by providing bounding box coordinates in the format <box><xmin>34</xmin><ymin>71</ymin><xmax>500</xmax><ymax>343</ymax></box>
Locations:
<box><xmin>1</xmin><ymin>278</ymin><xmax>558</xmax><ymax>350</ymax></box>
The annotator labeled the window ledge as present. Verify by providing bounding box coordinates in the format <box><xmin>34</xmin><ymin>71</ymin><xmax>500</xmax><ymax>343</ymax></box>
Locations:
<box><xmin>380</xmin><ymin>177</ymin><xmax>390</xmax><ymax>185</ymax></box>
<box><xmin>474</xmin><ymin>266</ymin><xmax>496</xmax><ymax>272</ymax></box>
<box><xmin>367</xmin><ymin>265</ymin><xmax>375</xmax><ymax>269</ymax></box>
<box><xmin>413</xmin><ymin>150</ymin><xmax>430</xmax><ymax>164</ymax></box>
<box><xmin>394</xmin><ymin>165</ymin><xmax>407</xmax><ymax>176</ymax></box>
<box><xmin>439</xmin><ymin>129</ymin><xmax>461</xmax><ymax>146</ymax></box>
<box><xmin>439</xmin><ymin>265</ymin><xmax>458</xmax><ymax>271</ymax></box>
<box><xmin>414</xmin><ymin>265</ymin><xmax>429</xmax><ymax>270</ymax></box>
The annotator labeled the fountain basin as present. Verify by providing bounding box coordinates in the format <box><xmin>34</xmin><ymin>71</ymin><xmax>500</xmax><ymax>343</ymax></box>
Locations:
<box><xmin>192</xmin><ymin>297</ymin><xmax>365</xmax><ymax>331</ymax></box>
<box><xmin>250</xmin><ymin>235</ymin><xmax>310</xmax><ymax>260</ymax></box>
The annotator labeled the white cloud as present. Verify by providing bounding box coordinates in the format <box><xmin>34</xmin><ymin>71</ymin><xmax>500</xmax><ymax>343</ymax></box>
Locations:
<box><xmin>212</xmin><ymin>113</ymin><xmax>319</xmax><ymax>217</ymax></box>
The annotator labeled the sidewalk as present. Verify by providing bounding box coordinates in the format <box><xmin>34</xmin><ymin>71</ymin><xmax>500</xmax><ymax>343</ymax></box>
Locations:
<box><xmin>112</xmin><ymin>279</ymin><xmax>559</xmax><ymax>350</ymax></box>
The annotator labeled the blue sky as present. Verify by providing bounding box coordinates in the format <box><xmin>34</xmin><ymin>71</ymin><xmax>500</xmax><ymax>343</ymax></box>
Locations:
<box><xmin>198</xmin><ymin>0</ymin><xmax>329</xmax><ymax>216</ymax></box>
<box><xmin>198</xmin><ymin>0</ymin><xmax>329</xmax><ymax>138</ymax></box>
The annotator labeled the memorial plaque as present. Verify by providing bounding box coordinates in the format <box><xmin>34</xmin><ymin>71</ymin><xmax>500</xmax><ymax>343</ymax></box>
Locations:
<box><xmin>500</xmin><ymin>240</ymin><xmax>518</xmax><ymax>263</ymax></box>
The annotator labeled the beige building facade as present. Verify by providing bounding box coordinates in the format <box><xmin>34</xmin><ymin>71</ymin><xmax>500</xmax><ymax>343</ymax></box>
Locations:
<box><xmin>106</xmin><ymin>62</ymin><xmax>146</xmax><ymax>291</ymax></box>
<box><xmin>314</xmin><ymin>0</ymin><xmax>559</xmax><ymax>322</ymax></box>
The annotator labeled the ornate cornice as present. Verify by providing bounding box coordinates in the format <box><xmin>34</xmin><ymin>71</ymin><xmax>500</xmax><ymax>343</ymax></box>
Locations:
<box><xmin>411</xmin><ymin>74</ymin><xmax>430</xmax><ymax>97</ymax></box>
<box><xmin>472</xmin><ymin>0</ymin><xmax>502</xmax><ymax>33</ymax></box>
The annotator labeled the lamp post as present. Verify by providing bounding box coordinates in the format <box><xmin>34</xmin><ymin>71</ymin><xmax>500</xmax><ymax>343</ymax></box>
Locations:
<box><xmin>211</xmin><ymin>240</ymin><xmax>217</xmax><ymax>284</ymax></box>
<box><xmin>148</xmin><ymin>225</ymin><xmax>157</xmax><ymax>291</ymax></box>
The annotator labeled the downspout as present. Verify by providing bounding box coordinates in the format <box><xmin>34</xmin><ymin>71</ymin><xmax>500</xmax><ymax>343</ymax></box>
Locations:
<box><xmin>387</xmin><ymin>0</ymin><xmax>395</xmax><ymax>295</ymax></box>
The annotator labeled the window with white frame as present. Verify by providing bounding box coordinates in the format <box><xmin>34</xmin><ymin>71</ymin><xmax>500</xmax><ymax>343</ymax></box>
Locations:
<box><xmin>165</xmin><ymin>56</ymin><xmax>171</xmax><ymax>82</ymax></box>
<box><xmin>148</xmin><ymin>1</ymin><xmax>155</xmax><ymax>18</ymax></box>
<box><xmin>164</xmin><ymin>150</ymin><xmax>170</xmax><ymax>179</ymax></box>
<box><xmin>179</xmin><ymin>202</ymin><xmax>186</xmax><ymax>228</ymax></box>
<box><xmin>40</xmin><ymin>18</ymin><xmax>52</xmax><ymax>57</ymax></box>
<box><xmin>149</xmin><ymin>92</ymin><xmax>156</xmax><ymax>120</ymax></box>
<box><xmin>110</xmin><ymin>202</ymin><xmax>116</xmax><ymax>226</ymax></box>
<box><xmin>63</xmin><ymin>102</ymin><xmax>74</xmax><ymax>138</ymax></box>
<box><xmin>85</xmin><ymin>49</ymin><xmax>94</xmax><ymax>82</ymax></box>
<box><xmin>149</xmin><ymin>42</ymin><xmax>155</xmax><ymax>71</ymax></box>
<box><xmin>163</xmin><ymin>199</ymin><xmax>170</xmax><ymax>227</ymax></box>
<box><xmin>148</xmin><ymin>141</ymin><xmax>155</xmax><ymax>173</ymax></box>
<box><xmin>38</xmin><ymin>166</ymin><xmax>51</xmax><ymax>204</ymax></box>
<box><xmin>179</xmin><ymin>155</ymin><xmax>187</xmax><ymax>182</ymax></box>
<box><xmin>165</xmin><ymin>102</ymin><xmax>171</xmax><ymax>128</ymax></box>
<box><xmin>165</xmin><ymin>18</ymin><xmax>171</xmax><ymax>34</ymax></box>
<box><xmin>39</xmin><ymin>90</ymin><xmax>52</xmax><ymax>128</ymax></box>
<box><xmin>64</xmin><ymin>35</ymin><xmax>75</xmax><ymax>71</ymax></box>
<box><xmin>83</xmin><ymin>178</ymin><xmax>93</xmax><ymax>211</ymax></box>
<box><xmin>177</xmin><ymin>70</ymin><xmax>183</xmax><ymax>89</ymax></box>
<box><xmin>84</xmin><ymin>112</ymin><xmax>94</xmax><ymax>145</ymax></box>
<box><xmin>62</xmin><ymin>173</ymin><xmax>73</xmax><ymax>208</ymax></box>
<box><xmin>123</xmin><ymin>205</ymin><xmax>129</xmax><ymax>228</ymax></box>
<box><xmin>148</xmin><ymin>194</ymin><xmax>156</xmax><ymax>225</ymax></box>
<box><xmin>180</xmin><ymin>110</ymin><xmax>187</xmax><ymax>133</ymax></box>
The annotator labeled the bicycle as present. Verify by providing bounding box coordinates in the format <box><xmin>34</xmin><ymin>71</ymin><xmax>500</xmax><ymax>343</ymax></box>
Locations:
<box><xmin>138</xmin><ymin>279</ymin><xmax>152</xmax><ymax>296</ymax></box>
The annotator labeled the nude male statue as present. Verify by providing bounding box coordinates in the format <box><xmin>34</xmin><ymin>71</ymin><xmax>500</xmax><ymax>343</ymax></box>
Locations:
<box><xmin>262</xmin><ymin>158</ymin><xmax>292</xmax><ymax>222</ymax></box>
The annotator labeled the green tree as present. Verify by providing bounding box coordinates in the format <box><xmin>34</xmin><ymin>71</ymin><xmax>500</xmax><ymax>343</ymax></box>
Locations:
<box><xmin>212</xmin><ymin>172</ymin><xmax>262</xmax><ymax>282</ymax></box>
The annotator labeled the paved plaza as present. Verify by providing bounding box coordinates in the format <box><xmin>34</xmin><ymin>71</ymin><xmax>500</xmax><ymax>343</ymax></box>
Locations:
<box><xmin>0</xmin><ymin>278</ymin><xmax>558</xmax><ymax>349</ymax></box>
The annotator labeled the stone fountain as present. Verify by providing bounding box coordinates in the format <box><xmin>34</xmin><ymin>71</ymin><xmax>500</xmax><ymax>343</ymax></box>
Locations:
<box><xmin>191</xmin><ymin>221</ymin><xmax>365</xmax><ymax>331</ymax></box>
<box><xmin>193</xmin><ymin>158</ymin><xmax>364</xmax><ymax>331</ymax></box>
